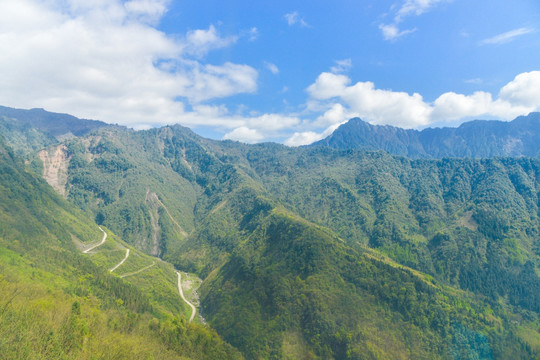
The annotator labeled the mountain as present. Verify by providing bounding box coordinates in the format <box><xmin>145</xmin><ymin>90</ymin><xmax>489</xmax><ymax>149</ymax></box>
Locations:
<box><xmin>0</xmin><ymin>106</ymin><xmax>109</xmax><ymax>158</ymax></box>
<box><xmin>312</xmin><ymin>112</ymin><xmax>540</xmax><ymax>158</ymax></box>
<box><xmin>0</xmin><ymin>137</ymin><xmax>242</xmax><ymax>359</ymax></box>
<box><xmin>0</xmin><ymin>105</ymin><xmax>108</xmax><ymax>137</ymax></box>
<box><xmin>1</xmin><ymin>106</ymin><xmax>539</xmax><ymax>359</ymax></box>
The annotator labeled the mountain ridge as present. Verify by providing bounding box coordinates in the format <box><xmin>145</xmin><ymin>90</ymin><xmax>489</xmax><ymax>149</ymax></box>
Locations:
<box><xmin>311</xmin><ymin>112</ymin><xmax>540</xmax><ymax>159</ymax></box>
<box><xmin>1</xmin><ymin>105</ymin><xmax>539</xmax><ymax>359</ymax></box>
<box><xmin>0</xmin><ymin>105</ymin><xmax>109</xmax><ymax>137</ymax></box>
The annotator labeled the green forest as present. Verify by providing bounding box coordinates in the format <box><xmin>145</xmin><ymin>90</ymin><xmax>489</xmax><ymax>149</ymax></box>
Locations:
<box><xmin>0</xmin><ymin>110</ymin><xmax>539</xmax><ymax>359</ymax></box>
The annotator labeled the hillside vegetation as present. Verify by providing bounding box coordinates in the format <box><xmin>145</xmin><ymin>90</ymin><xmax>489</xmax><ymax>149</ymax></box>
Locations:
<box><xmin>0</xmin><ymin>138</ymin><xmax>242</xmax><ymax>359</ymax></box>
<box><xmin>1</xmin><ymin>107</ymin><xmax>539</xmax><ymax>359</ymax></box>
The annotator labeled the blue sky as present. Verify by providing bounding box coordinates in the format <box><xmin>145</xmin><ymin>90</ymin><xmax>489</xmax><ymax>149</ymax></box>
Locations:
<box><xmin>0</xmin><ymin>0</ymin><xmax>539</xmax><ymax>144</ymax></box>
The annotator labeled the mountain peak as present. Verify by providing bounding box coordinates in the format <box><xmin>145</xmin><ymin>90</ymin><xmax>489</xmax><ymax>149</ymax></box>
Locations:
<box><xmin>312</xmin><ymin>112</ymin><xmax>540</xmax><ymax>159</ymax></box>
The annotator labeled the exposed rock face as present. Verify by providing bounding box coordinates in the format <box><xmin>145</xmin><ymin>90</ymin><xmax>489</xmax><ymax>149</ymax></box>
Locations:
<box><xmin>145</xmin><ymin>189</ymin><xmax>162</xmax><ymax>257</ymax></box>
<box><xmin>144</xmin><ymin>189</ymin><xmax>189</xmax><ymax>256</ymax></box>
<box><xmin>39</xmin><ymin>144</ymin><xmax>70</xmax><ymax>197</ymax></box>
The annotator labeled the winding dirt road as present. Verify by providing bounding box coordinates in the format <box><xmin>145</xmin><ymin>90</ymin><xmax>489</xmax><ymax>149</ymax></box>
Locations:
<box><xmin>176</xmin><ymin>271</ymin><xmax>196</xmax><ymax>323</ymax></box>
<box><xmin>110</xmin><ymin>249</ymin><xmax>130</xmax><ymax>272</ymax></box>
<box><xmin>119</xmin><ymin>261</ymin><xmax>156</xmax><ymax>278</ymax></box>
<box><xmin>82</xmin><ymin>227</ymin><xmax>197</xmax><ymax>324</ymax></box>
<box><xmin>83</xmin><ymin>226</ymin><xmax>107</xmax><ymax>253</ymax></box>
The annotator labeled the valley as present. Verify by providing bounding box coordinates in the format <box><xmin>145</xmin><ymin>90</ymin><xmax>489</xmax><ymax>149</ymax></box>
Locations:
<box><xmin>0</xmin><ymin>107</ymin><xmax>539</xmax><ymax>359</ymax></box>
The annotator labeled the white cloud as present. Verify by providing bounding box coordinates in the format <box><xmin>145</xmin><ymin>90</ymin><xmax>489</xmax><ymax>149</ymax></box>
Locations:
<box><xmin>245</xmin><ymin>114</ymin><xmax>300</xmax><ymax>131</ymax></box>
<box><xmin>284</xmin><ymin>131</ymin><xmax>322</xmax><ymax>146</ymax></box>
<box><xmin>499</xmin><ymin>71</ymin><xmax>540</xmax><ymax>107</ymax></box>
<box><xmin>284</xmin><ymin>11</ymin><xmax>309</xmax><ymax>27</ymax></box>
<box><xmin>395</xmin><ymin>0</ymin><xmax>449</xmax><ymax>22</ymax></box>
<box><xmin>223</xmin><ymin>127</ymin><xmax>263</xmax><ymax>143</ymax></box>
<box><xmin>0</xmin><ymin>0</ymin><xmax>258</xmax><ymax>128</ymax></box>
<box><xmin>187</xmin><ymin>62</ymin><xmax>258</xmax><ymax>102</ymax></box>
<box><xmin>379</xmin><ymin>24</ymin><xmax>417</xmax><ymax>41</ymax></box>
<box><xmin>284</xmin><ymin>122</ymin><xmax>342</xmax><ymax>146</ymax></box>
<box><xmin>265</xmin><ymin>62</ymin><xmax>279</xmax><ymax>74</ymax></box>
<box><xmin>308</xmin><ymin>72</ymin><xmax>432</xmax><ymax>127</ymax></box>
<box><xmin>380</xmin><ymin>0</ymin><xmax>449</xmax><ymax>41</ymax></box>
<box><xmin>124</xmin><ymin>0</ymin><xmax>169</xmax><ymax>24</ymax></box>
<box><xmin>306</xmin><ymin>71</ymin><xmax>540</xmax><ymax>129</ymax></box>
<box><xmin>222</xmin><ymin>113</ymin><xmax>300</xmax><ymax>142</ymax></box>
<box><xmin>314</xmin><ymin>103</ymin><xmax>352</xmax><ymax>127</ymax></box>
<box><xmin>330</xmin><ymin>59</ymin><xmax>352</xmax><ymax>74</ymax></box>
<box><xmin>307</xmin><ymin>72</ymin><xmax>351</xmax><ymax>100</ymax></box>
<box><xmin>432</xmin><ymin>91</ymin><xmax>496</xmax><ymax>120</ymax></box>
<box><xmin>184</xmin><ymin>25</ymin><xmax>238</xmax><ymax>58</ymax></box>
<box><xmin>246</xmin><ymin>27</ymin><xmax>258</xmax><ymax>41</ymax></box>
<box><xmin>480</xmin><ymin>27</ymin><xmax>535</xmax><ymax>45</ymax></box>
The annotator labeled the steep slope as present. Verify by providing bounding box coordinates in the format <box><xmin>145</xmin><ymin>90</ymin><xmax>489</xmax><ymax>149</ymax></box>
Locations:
<box><xmin>311</xmin><ymin>117</ymin><xmax>426</xmax><ymax>157</ymax></box>
<box><xmin>2</xmin><ymin>107</ymin><xmax>539</xmax><ymax>359</ymax></box>
<box><xmin>0</xmin><ymin>138</ymin><xmax>242</xmax><ymax>359</ymax></box>
<box><xmin>242</xmin><ymin>146</ymin><xmax>540</xmax><ymax>313</ymax></box>
<box><xmin>82</xmin><ymin>128</ymin><xmax>536</xmax><ymax>358</ymax></box>
<box><xmin>174</xmin><ymin>184</ymin><xmax>537</xmax><ymax>359</ymax></box>
<box><xmin>312</xmin><ymin>112</ymin><xmax>540</xmax><ymax>158</ymax></box>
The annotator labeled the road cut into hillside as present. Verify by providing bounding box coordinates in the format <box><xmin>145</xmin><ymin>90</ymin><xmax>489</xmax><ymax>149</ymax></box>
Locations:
<box><xmin>110</xmin><ymin>248</ymin><xmax>130</xmax><ymax>272</ymax></box>
<box><xmin>176</xmin><ymin>271</ymin><xmax>196</xmax><ymax>323</ymax></box>
<box><xmin>83</xmin><ymin>226</ymin><xmax>107</xmax><ymax>253</ymax></box>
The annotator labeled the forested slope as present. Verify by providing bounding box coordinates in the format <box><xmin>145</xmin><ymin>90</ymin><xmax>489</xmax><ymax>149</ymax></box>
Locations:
<box><xmin>0</xmin><ymin>137</ymin><xmax>242</xmax><ymax>359</ymax></box>
<box><xmin>41</xmin><ymin>124</ymin><xmax>539</xmax><ymax>359</ymax></box>
<box><xmin>1</xmin><ymin>107</ymin><xmax>539</xmax><ymax>359</ymax></box>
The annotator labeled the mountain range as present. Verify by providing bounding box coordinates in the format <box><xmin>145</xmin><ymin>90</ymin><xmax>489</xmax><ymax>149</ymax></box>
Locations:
<box><xmin>312</xmin><ymin>112</ymin><xmax>540</xmax><ymax>159</ymax></box>
<box><xmin>1</xmin><ymin>106</ymin><xmax>539</xmax><ymax>359</ymax></box>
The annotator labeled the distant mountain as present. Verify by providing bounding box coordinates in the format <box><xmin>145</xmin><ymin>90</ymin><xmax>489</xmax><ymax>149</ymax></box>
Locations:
<box><xmin>311</xmin><ymin>112</ymin><xmax>540</xmax><ymax>158</ymax></box>
<box><xmin>0</xmin><ymin>105</ymin><xmax>108</xmax><ymax>137</ymax></box>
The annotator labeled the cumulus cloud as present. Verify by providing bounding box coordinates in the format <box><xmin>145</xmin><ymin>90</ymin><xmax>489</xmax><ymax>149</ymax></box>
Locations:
<box><xmin>187</xmin><ymin>62</ymin><xmax>258</xmax><ymax>102</ymax></box>
<box><xmin>480</xmin><ymin>27</ymin><xmax>535</xmax><ymax>45</ymax></box>
<box><xmin>245</xmin><ymin>113</ymin><xmax>300</xmax><ymax>132</ymax></box>
<box><xmin>307</xmin><ymin>73</ymin><xmax>351</xmax><ymax>100</ymax></box>
<box><xmin>284</xmin><ymin>122</ymin><xmax>343</xmax><ymax>147</ymax></box>
<box><xmin>222</xmin><ymin>114</ymin><xmax>301</xmax><ymax>143</ymax></box>
<box><xmin>183</xmin><ymin>25</ymin><xmax>238</xmax><ymax>58</ymax></box>
<box><xmin>306</xmin><ymin>71</ymin><xmax>540</xmax><ymax>129</ymax></box>
<box><xmin>284</xmin><ymin>131</ymin><xmax>322</xmax><ymax>146</ymax></box>
<box><xmin>499</xmin><ymin>71</ymin><xmax>540</xmax><ymax>107</ymax></box>
<box><xmin>313</xmin><ymin>103</ymin><xmax>353</xmax><ymax>127</ymax></box>
<box><xmin>223</xmin><ymin>127</ymin><xmax>264</xmax><ymax>143</ymax></box>
<box><xmin>0</xmin><ymin>0</ymin><xmax>257</xmax><ymax>127</ymax></box>
<box><xmin>308</xmin><ymin>72</ymin><xmax>432</xmax><ymax>127</ymax></box>
<box><xmin>124</xmin><ymin>0</ymin><xmax>169</xmax><ymax>24</ymax></box>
